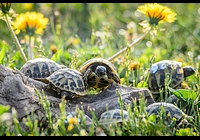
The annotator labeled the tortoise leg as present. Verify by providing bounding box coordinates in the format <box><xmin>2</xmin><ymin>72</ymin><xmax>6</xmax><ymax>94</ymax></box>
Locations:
<box><xmin>61</xmin><ymin>91</ymin><xmax>75</xmax><ymax>99</ymax></box>
<box><xmin>83</xmin><ymin>68</ymin><xmax>92</xmax><ymax>80</ymax></box>
<box><xmin>108</xmin><ymin>71</ymin><xmax>121</xmax><ymax>84</ymax></box>
<box><xmin>42</xmin><ymin>83</ymin><xmax>50</xmax><ymax>91</ymax></box>
<box><xmin>82</xmin><ymin>68</ymin><xmax>92</xmax><ymax>87</ymax></box>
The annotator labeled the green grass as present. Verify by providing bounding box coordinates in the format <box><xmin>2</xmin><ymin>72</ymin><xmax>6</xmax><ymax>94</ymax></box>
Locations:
<box><xmin>0</xmin><ymin>3</ymin><xmax>200</xmax><ymax>136</ymax></box>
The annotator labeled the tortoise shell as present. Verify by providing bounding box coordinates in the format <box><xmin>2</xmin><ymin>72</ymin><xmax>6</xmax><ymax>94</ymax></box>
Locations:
<box><xmin>98</xmin><ymin>109</ymin><xmax>128</xmax><ymax>125</ymax></box>
<box><xmin>146</xmin><ymin>102</ymin><xmax>192</xmax><ymax>122</ymax></box>
<box><xmin>166</xmin><ymin>95</ymin><xmax>188</xmax><ymax>109</ymax></box>
<box><xmin>148</xmin><ymin>60</ymin><xmax>195</xmax><ymax>94</ymax></box>
<box><xmin>20</xmin><ymin>58</ymin><xmax>67</xmax><ymax>83</ymax></box>
<box><xmin>78</xmin><ymin>58</ymin><xmax>120</xmax><ymax>89</ymax></box>
<box><xmin>46</xmin><ymin>68</ymin><xmax>88</xmax><ymax>99</ymax></box>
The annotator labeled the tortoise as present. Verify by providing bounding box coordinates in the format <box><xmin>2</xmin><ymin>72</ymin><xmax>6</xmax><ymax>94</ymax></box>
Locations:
<box><xmin>78</xmin><ymin>58</ymin><xmax>121</xmax><ymax>89</ymax></box>
<box><xmin>65</xmin><ymin>109</ymin><xmax>128</xmax><ymax>126</ymax></box>
<box><xmin>146</xmin><ymin>102</ymin><xmax>193</xmax><ymax>123</ymax></box>
<box><xmin>65</xmin><ymin>109</ymin><xmax>128</xmax><ymax>136</ymax></box>
<box><xmin>166</xmin><ymin>95</ymin><xmax>189</xmax><ymax>111</ymax></box>
<box><xmin>20</xmin><ymin>58</ymin><xmax>67</xmax><ymax>83</ymax></box>
<box><xmin>98</xmin><ymin>109</ymin><xmax>129</xmax><ymax>125</ymax></box>
<box><xmin>65</xmin><ymin>109</ymin><xmax>129</xmax><ymax>126</ymax></box>
<box><xmin>147</xmin><ymin>60</ymin><xmax>195</xmax><ymax>100</ymax></box>
<box><xmin>166</xmin><ymin>95</ymin><xmax>181</xmax><ymax>106</ymax></box>
<box><xmin>45</xmin><ymin>68</ymin><xmax>89</xmax><ymax>99</ymax></box>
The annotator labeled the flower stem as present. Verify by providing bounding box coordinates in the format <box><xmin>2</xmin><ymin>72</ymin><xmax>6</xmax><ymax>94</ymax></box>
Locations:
<box><xmin>4</xmin><ymin>14</ymin><xmax>27</xmax><ymax>62</ymax></box>
<box><xmin>27</xmin><ymin>36</ymin><xmax>34</xmax><ymax>60</ymax></box>
<box><xmin>107</xmin><ymin>29</ymin><xmax>150</xmax><ymax>62</ymax></box>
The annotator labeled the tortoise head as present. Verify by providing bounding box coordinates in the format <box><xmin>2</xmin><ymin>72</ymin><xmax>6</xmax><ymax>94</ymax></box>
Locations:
<box><xmin>95</xmin><ymin>65</ymin><xmax>107</xmax><ymax>77</ymax></box>
<box><xmin>183</xmin><ymin>66</ymin><xmax>195</xmax><ymax>77</ymax></box>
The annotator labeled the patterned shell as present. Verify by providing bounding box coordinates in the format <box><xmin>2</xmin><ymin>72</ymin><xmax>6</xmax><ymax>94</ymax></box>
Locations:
<box><xmin>146</xmin><ymin>102</ymin><xmax>186</xmax><ymax>121</ymax></box>
<box><xmin>78</xmin><ymin>58</ymin><xmax>120</xmax><ymax>89</ymax></box>
<box><xmin>46</xmin><ymin>68</ymin><xmax>88</xmax><ymax>96</ymax></box>
<box><xmin>98</xmin><ymin>109</ymin><xmax>129</xmax><ymax>125</ymax></box>
<box><xmin>166</xmin><ymin>95</ymin><xmax>188</xmax><ymax>109</ymax></box>
<box><xmin>148</xmin><ymin>60</ymin><xmax>184</xmax><ymax>94</ymax></box>
<box><xmin>20</xmin><ymin>58</ymin><xmax>67</xmax><ymax>83</ymax></box>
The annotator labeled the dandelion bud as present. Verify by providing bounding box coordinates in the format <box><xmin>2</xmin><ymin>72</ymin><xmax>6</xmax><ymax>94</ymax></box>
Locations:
<box><xmin>129</xmin><ymin>61</ymin><xmax>140</xmax><ymax>71</ymax></box>
<box><xmin>50</xmin><ymin>44</ymin><xmax>58</xmax><ymax>54</ymax></box>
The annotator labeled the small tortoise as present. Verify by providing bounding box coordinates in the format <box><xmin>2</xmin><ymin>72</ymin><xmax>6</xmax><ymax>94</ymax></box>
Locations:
<box><xmin>146</xmin><ymin>102</ymin><xmax>193</xmax><ymax>123</ymax></box>
<box><xmin>166</xmin><ymin>94</ymin><xmax>189</xmax><ymax>110</ymax></box>
<box><xmin>65</xmin><ymin>109</ymin><xmax>128</xmax><ymax>126</ymax></box>
<box><xmin>78</xmin><ymin>58</ymin><xmax>121</xmax><ymax>89</ymax></box>
<box><xmin>147</xmin><ymin>60</ymin><xmax>195</xmax><ymax>100</ymax></box>
<box><xmin>45</xmin><ymin>68</ymin><xmax>88</xmax><ymax>99</ymax></box>
<box><xmin>98</xmin><ymin>109</ymin><xmax>129</xmax><ymax>125</ymax></box>
<box><xmin>65</xmin><ymin>109</ymin><xmax>128</xmax><ymax>136</ymax></box>
<box><xmin>20</xmin><ymin>58</ymin><xmax>67</xmax><ymax>83</ymax></box>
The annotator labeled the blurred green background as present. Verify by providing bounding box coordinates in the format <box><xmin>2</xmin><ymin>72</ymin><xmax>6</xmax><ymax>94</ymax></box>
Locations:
<box><xmin>0</xmin><ymin>3</ymin><xmax>199</xmax><ymax>74</ymax></box>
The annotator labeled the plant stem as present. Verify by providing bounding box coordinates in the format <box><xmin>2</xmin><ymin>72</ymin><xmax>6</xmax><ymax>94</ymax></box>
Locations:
<box><xmin>27</xmin><ymin>36</ymin><xmax>34</xmax><ymax>60</ymax></box>
<box><xmin>107</xmin><ymin>29</ymin><xmax>150</xmax><ymax>62</ymax></box>
<box><xmin>4</xmin><ymin>14</ymin><xmax>27</xmax><ymax>62</ymax></box>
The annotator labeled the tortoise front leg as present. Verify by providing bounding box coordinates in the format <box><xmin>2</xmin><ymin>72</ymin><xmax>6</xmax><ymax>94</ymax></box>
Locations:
<box><xmin>82</xmin><ymin>68</ymin><xmax>92</xmax><ymax>88</ymax></box>
<box><xmin>61</xmin><ymin>91</ymin><xmax>77</xmax><ymax>99</ymax></box>
<box><xmin>108</xmin><ymin>71</ymin><xmax>121</xmax><ymax>84</ymax></box>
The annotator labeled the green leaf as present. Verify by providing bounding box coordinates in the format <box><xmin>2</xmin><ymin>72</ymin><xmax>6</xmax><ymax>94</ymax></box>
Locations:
<box><xmin>0</xmin><ymin>105</ymin><xmax>10</xmax><ymax>115</ymax></box>
<box><xmin>51</xmin><ymin>49</ymin><xmax>63</xmax><ymax>62</ymax></box>
<box><xmin>168</xmin><ymin>87</ymin><xmax>199</xmax><ymax>107</ymax></box>
<box><xmin>137</xmin><ymin>80</ymin><xmax>148</xmax><ymax>88</ymax></box>
<box><xmin>0</xmin><ymin>45</ymin><xmax>6</xmax><ymax>64</ymax></box>
<box><xmin>119</xmin><ymin>67</ymin><xmax>128</xmax><ymax>78</ymax></box>
<box><xmin>175</xmin><ymin>128</ymin><xmax>197</xmax><ymax>136</ymax></box>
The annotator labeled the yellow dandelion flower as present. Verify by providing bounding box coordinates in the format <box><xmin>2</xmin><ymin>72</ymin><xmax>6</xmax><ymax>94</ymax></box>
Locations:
<box><xmin>68</xmin><ymin>117</ymin><xmax>79</xmax><ymax>125</ymax></box>
<box><xmin>129</xmin><ymin>61</ymin><xmax>140</xmax><ymax>71</ymax></box>
<box><xmin>67</xmin><ymin>37</ymin><xmax>80</xmax><ymax>46</ymax></box>
<box><xmin>67</xmin><ymin>124</ymin><xmax>74</xmax><ymax>131</ymax></box>
<box><xmin>50</xmin><ymin>44</ymin><xmax>58</xmax><ymax>54</ymax></box>
<box><xmin>12</xmin><ymin>11</ymin><xmax>49</xmax><ymax>36</ymax></box>
<box><xmin>137</xmin><ymin>3</ymin><xmax>177</xmax><ymax>25</ymax></box>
